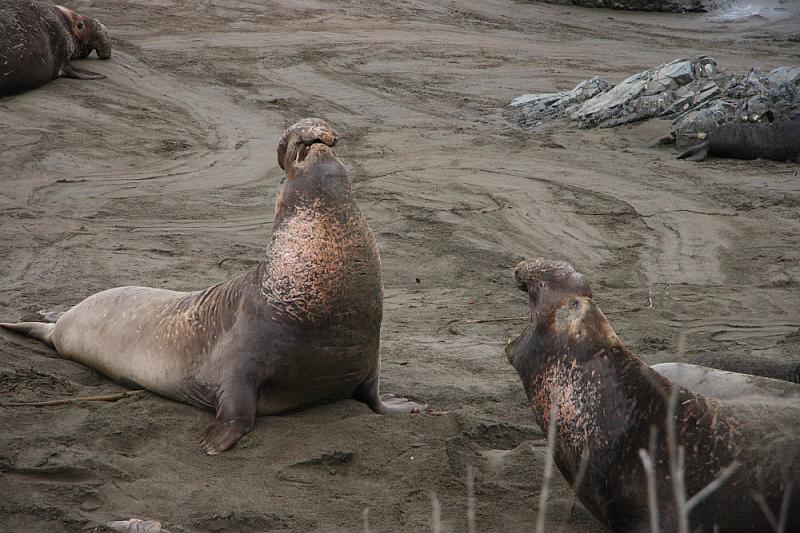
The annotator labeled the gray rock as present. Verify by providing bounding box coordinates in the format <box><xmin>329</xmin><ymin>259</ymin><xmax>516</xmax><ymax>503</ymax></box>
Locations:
<box><xmin>509</xmin><ymin>57</ymin><xmax>800</xmax><ymax>147</ymax></box>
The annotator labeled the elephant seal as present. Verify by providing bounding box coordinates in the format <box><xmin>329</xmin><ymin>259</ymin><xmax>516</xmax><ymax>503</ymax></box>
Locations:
<box><xmin>0</xmin><ymin>0</ymin><xmax>111</xmax><ymax>96</ymax></box>
<box><xmin>652</xmin><ymin>363</ymin><xmax>800</xmax><ymax>401</ymax></box>
<box><xmin>1</xmin><ymin>118</ymin><xmax>424</xmax><ymax>455</ymax></box>
<box><xmin>505</xmin><ymin>258</ymin><xmax>800</xmax><ymax>532</ymax></box>
<box><xmin>677</xmin><ymin>119</ymin><xmax>800</xmax><ymax>162</ymax></box>
<box><xmin>683</xmin><ymin>352</ymin><xmax>800</xmax><ymax>384</ymax></box>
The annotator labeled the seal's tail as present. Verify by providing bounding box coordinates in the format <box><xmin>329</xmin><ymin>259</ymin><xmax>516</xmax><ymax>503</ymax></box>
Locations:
<box><xmin>0</xmin><ymin>322</ymin><xmax>56</xmax><ymax>347</ymax></box>
<box><xmin>677</xmin><ymin>141</ymin><xmax>710</xmax><ymax>161</ymax></box>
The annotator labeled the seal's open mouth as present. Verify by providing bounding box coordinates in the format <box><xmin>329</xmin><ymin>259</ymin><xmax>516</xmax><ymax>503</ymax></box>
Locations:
<box><xmin>294</xmin><ymin>140</ymin><xmax>333</xmax><ymax>164</ymax></box>
<box><xmin>278</xmin><ymin>118</ymin><xmax>341</xmax><ymax>171</ymax></box>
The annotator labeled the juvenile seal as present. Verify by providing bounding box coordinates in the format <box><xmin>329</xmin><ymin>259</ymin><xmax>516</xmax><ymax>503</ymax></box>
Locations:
<box><xmin>678</xmin><ymin>119</ymin><xmax>800</xmax><ymax>162</ymax></box>
<box><xmin>0</xmin><ymin>0</ymin><xmax>111</xmax><ymax>96</ymax></box>
<box><xmin>505</xmin><ymin>258</ymin><xmax>800</xmax><ymax>532</ymax></box>
<box><xmin>1</xmin><ymin>118</ymin><xmax>424</xmax><ymax>455</ymax></box>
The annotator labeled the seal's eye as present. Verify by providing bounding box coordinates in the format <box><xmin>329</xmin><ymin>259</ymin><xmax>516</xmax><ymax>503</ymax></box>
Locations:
<box><xmin>570</xmin><ymin>299</ymin><xmax>581</xmax><ymax>309</ymax></box>
<box><xmin>77</xmin><ymin>21</ymin><xmax>84</xmax><ymax>30</ymax></box>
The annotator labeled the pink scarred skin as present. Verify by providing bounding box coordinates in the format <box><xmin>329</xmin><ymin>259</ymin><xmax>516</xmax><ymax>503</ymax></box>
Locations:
<box><xmin>505</xmin><ymin>258</ymin><xmax>800</xmax><ymax>532</ymax></box>
<box><xmin>1</xmin><ymin>118</ymin><xmax>424</xmax><ymax>455</ymax></box>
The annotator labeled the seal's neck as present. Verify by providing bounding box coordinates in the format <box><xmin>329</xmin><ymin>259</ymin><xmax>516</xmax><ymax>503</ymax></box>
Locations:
<box><xmin>274</xmin><ymin>152</ymin><xmax>354</xmax><ymax>229</ymax></box>
<box><xmin>53</xmin><ymin>6</ymin><xmax>81</xmax><ymax>60</ymax></box>
<box><xmin>512</xmin><ymin>311</ymin><xmax>674</xmax><ymax>470</ymax></box>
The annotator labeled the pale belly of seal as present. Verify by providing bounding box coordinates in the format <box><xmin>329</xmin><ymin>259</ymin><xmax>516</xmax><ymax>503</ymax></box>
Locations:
<box><xmin>50</xmin><ymin>285</ymin><xmax>233</xmax><ymax>409</ymax></box>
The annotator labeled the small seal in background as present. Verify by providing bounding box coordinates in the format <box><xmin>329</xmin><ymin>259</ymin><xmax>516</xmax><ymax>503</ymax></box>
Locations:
<box><xmin>0</xmin><ymin>0</ymin><xmax>111</xmax><ymax>96</ymax></box>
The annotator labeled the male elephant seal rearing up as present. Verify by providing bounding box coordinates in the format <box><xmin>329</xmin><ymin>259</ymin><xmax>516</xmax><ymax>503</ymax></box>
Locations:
<box><xmin>0</xmin><ymin>0</ymin><xmax>111</xmax><ymax>96</ymax></box>
<box><xmin>677</xmin><ymin>119</ymin><xmax>800</xmax><ymax>162</ymax></box>
<box><xmin>1</xmin><ymin>118</ymin><xmax>424</xmax><ymax>455</ymax></box>
<box><xmin>505</xmin><ymin>258</ymin><xmax>800</xmax><ymax>532</ymax></box>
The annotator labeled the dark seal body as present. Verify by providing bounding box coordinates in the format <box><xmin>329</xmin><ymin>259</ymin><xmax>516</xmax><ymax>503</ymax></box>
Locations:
<box><xmin>678</xmin><ymin>119</ymin><xmax>800</xmax><ymax>162</ymax></box>
<box><xmin>1</xmin><ymin>119</ymin><xmax>423</xmax><ymax>454</ymax></box>
<box><xmin>505</xmin><ymin>258</ymin><xmax>800</xmax><ymax>532</ymax></box>
<box><xmin>0</xmin><ymin>0</ymin><xmax>111</xmax><ymax>96</ymax></box>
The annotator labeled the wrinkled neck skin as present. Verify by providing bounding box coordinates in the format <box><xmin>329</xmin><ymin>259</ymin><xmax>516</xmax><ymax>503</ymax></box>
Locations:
<box><xmin>273</xmin><ymin>147</ymin><xmax>354</xmax><ymax>228</ymax></box>
<box><xmin>507</xmin><ymin>299</ymin><xmax>673</xmax><ymax>479</ymax></box>
<box><xmin>258</xmin><ymin>145</ymin><xmax>382</xmax><ymax>328</ymax></box>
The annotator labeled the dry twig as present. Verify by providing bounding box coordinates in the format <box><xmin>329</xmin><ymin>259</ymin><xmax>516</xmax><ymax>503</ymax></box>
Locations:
<box><xmin>536</xmin><ymin>392</ymin><xmax>559</xmax><ymax>533</ymax></box>
<box><xmin>1</xmin><ymin>389</ymin><xmax>146</xmax><ymax>407</ymax></box>
<box><xmin>753</xmin><ymin>482</ymin><xmax>794</xmax><ymax>533</ymax></box>
<box><xmin>362</xmin><ymin>507</ymin><xmax>370</xmax><ymax>533</ymax></box>
<box><xmin>466</xmin><ymin>465</ymin><xmax>476</xmax><ymax>533</ymax></box>
<box><xmin>430</xmin><ymin>493</ymin><xmax>441</xmax><ymax>533</ymax></box>
<box><xmin>639</xmin><ymin>425</ymin><xmax>661</xmax><ymax>533</ymax></box>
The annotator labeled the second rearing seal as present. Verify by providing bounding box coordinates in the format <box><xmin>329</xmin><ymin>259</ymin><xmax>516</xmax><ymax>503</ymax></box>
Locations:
<box><xmin>1</xmin><ymin>118</ymin><xmax>424</xmax><ymax>454</ymax></box>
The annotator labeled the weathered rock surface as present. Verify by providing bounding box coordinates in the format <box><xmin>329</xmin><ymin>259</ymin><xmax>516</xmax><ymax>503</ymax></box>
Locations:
<box><xmin>509</xmin><ymin>56</ymin><xmax>800</xmax><ymax>149</ymax></box>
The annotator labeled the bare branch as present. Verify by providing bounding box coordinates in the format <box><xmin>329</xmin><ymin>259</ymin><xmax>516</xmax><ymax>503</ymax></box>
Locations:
<box><xmin>363</xmin><ymin>508</ymin><xmax>370</xmax><ymax>533</ymax></box>
<box><xmin>779</xmin><ymin>483</ymin><xmax>793</xmax><ymax>533</ymax></box>
<box><xmin>2</xmin><ymin>389</ymin><xmax>146</xmax><ymax>407</ymax></box>
<box><xmin>753</xmin><ymin>482</ymin><xmax>793</xmax><ymax>533</ymax></box>
<box><xmin>431</xmin><ymin>493</ymin><xmax>441</xmax><ymax>533</ymax></box>
<box><xmin>639</xmin><ymin>425</ymin><xmax>661</xmax><ymax>533</ymax></box>
<box><xmin>664</xmin><ymin>388</ymin><xmax>690</xmax><ymax>533</ymax></box>
<box><xmin>752</xmin><ymin>492</ymin><xmax>780</xmax><ymax>532</ymax></box>
<box><xmin>466</xmin><ymin>465</ymin><xmax>476</xmax><ymax>533</ymax></box>
<box><xmin>686</xmin><ymin>462</ymin><xmax>740</xmax><ymax>511</ymax></box>
<box><xmin>536</xmin><ymin>391</ymin><xmax>559</xmax><ymax>533</ymax></box>
<box><xmin>639</xmin><ymin>449</ymin><xmax>660</xmax><ymax>533</ymax></box>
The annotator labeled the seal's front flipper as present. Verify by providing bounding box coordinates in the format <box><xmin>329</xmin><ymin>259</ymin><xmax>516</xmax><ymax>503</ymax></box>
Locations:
<box><xmin>61</xmin><ymin>63</ymin><xmax>105</xmax><ymax>80</ymax></box>
<box><xmin>353</xmin><ymin>370</ymin><xmax>426</xmax><ymax>414</ymax></box>
<box><xmin>677</xmin><ymin>141</ymin><xmax>710</xmax><ymax>161</ymax></box>
<box><xmin>200</xmin><ymin>376</ymin><xmax>258</xmax><ymax>455</ymax></box>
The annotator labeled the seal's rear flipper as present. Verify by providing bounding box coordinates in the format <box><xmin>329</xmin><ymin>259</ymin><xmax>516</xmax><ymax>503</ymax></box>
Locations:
<box><xmin>61</xmin><ymin>64</ymin><xmax>105</xmax><ymax>80</ymax></box>
<box><xmin>677</xmin><ymin>141</ymin><xmax>710</xmax><ymax>161</ymax></box>
<box><xmin>0</xmin><ymin>322</ymin><xmax>56</xmax><ymax>346</ymax></box>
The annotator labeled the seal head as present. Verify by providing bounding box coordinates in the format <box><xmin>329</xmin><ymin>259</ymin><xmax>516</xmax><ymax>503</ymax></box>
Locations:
<box><xmin>0</xmin><ymin>1</ymin><xmax>111</xmax><ymax>96</ymax></box>
<box><xmin>55</xmin><ymin>5</ymin><xmax>112</xmax><ymax>59</ymax></box>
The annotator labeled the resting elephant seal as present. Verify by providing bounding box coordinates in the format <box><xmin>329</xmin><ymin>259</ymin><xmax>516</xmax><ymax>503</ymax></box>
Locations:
<box><xmin>0</xmin><ymin>0</ymin><xmax>111</xmax><ymax>96</ymax></box>
<box><xmin>505</xmin><ymin>258</ymin><xmax>800</xmax><ymax>532</ymax></box>
<box><xmin>678</xmin><ymin>119</ymin><xmax>800</xmax><ymax>162</ymax></box>
<box><xmin>1</xmin><ymin>118</ymin><xmax>424</xmax><ymax>455</ymax></box>
<box><xmin>652</xmin><ymin>363</ymin><xmax>800</xmax><ymax>401</ymax></box>
<box><xmin>682</xmin><ymin>352</ymin><xmax>800</xmax><ymax>384</ymax></box>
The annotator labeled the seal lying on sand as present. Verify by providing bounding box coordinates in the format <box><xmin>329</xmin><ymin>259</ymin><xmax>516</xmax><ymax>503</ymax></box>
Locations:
<box><xmin>678</xmin><ymin>119</ymin><xmax>800</xmax><ymax>162</ymax></box>
<box><xmin>1</xmin><ymin>118</ymin><xmax>424</xmax><ymax>455</ymax></box>
<box><xmin>505</xmin><ymin>258</ymin><xmax>800</xmax><ymax>532</ymax></box>
<box><xmin>682</xmin><ymin>352</ymin><xmax>800</xmax><ymax>384</ymax></box>
<box><xmin>0</xmin><ymin>0</ymin><xmax>111</xmax><ymax>96</ymax></box>
<box><xmin>652</xmin><ymin>363</ymin><xmax>800</xmax><ymax>400</ymax></box>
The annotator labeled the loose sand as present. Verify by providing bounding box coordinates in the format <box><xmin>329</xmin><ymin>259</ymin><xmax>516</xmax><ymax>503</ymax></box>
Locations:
<box><xmin>1</xmin><ymin>1</ymin><xmax>798</xmax><ymax>531</ymax></box>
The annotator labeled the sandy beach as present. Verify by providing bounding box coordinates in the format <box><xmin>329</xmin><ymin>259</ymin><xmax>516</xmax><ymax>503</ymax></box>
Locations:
<box><xmin>1</xmin><ymin>0</ymin><xmax>799</xmax><ymax>531</ymax></box>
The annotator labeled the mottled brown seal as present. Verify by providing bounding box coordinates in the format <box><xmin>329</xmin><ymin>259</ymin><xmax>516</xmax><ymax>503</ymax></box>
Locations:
<box><xmin>505</xmin><ymin>257</ymin><xmax>800</xmax><ymax>532</ymax></box>
<box><xmin>0</xmin><ymin>0</ymin><xmax>111</xmax><ymax>97</ymax></box>
<box><xmin>1</xmin><ymin>118</ymin><xmax>424</xmax><ymax>455</ymax></box>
